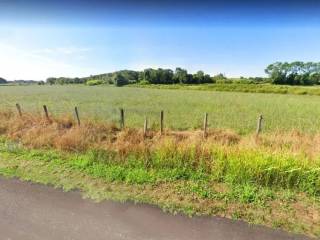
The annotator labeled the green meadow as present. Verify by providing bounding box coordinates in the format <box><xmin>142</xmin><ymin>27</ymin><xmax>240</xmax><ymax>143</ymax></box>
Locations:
<box><xmin>1</xmin><ymin>84</ymin><xmax>320</xmax><ymax>237</ymax></box>
<box><xmin>2</xmin><ymin>84</ymin><xmax>320</xmax><ymax>134</ymax></box>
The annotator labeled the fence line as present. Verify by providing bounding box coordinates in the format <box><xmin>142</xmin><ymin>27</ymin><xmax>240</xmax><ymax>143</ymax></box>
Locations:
<box><xmin>13</xmin><ymin>103</ymin><xmax>264</xmax><ymax>136</ymax></box>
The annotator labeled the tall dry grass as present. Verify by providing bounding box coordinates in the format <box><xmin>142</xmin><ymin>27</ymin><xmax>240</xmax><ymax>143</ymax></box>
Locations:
<box><xmin>0</xmin><ymin>110</ymin><xmax>241</xmax><ymax>152</ymax></box>
<box><xmin>1</xmin><ymin>110</ymin><xmax>320</xmax><ymax>194</ymax></box>
<box><xmin>1</xmin><ymin>110</ymin><xmax>320</xmax><ymax>157</ymax></box>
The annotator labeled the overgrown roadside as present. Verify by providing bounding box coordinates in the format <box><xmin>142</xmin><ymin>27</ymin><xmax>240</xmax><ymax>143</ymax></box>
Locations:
<box><xmin>0</xmin><ymin>112</ymin><xmax>319</xmax><ymax>238</ymax></box>
<box><xmin>0</xmin><ymin>141</ymin><xmax>319</xmax><ymax>238</ymax></box>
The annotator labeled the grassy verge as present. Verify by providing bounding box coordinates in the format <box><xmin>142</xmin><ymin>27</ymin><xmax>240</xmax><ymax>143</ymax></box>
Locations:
<box><xmin>133</xmin><ymin>83</ymin><xmax>320</xmax><ymax>96</ymax></box>
<box><xmin>0</xmin><ymin>113</ymin><xmax>320</xmax><ymax>237</ymax></box>
<box><xmin>0</xmin><ymin>137</ymin><xmax>319</xmax><ymax>238</ymax></box>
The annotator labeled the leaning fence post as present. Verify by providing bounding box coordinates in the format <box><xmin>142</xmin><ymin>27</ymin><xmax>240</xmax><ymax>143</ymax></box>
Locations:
<box><xmin>203</xmin><ymin>112</ymin><xmax>208</xmax><ymax>138</ymax></box>
<box><xmin>74</xmin><ymin>107</ymin><xmax>81</xmax><ymax>126</ymax></box>
<box><xmin>256</xmin><ymin>114</ymin><xmax>263</xmax><ymax>136</ymax></box>
<box><xmin>120</xmin><ymin>108</ymin><xmax>125</xmax><ymax>129</ymax></box>
<box><xmin>43</xmin><ymin>105</ymin><xmax>49</xmax><ymax>121</ymax></box>
<box><xmin>160</xmin><ymin>110</ymin><xmax>164</xmax><ymax>135</ymax></box>
<box><xmin>143</xmin><ymin>117</ymin><xmax>148</xmax><ymax>137</ymax></box>
<box><xmin>15</xmin><ymin>103</ymin><xmax>22</xmax><ymax>117</ymax></box>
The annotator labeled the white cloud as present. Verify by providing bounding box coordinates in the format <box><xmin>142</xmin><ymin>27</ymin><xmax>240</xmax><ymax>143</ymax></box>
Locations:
<box><xmin>0</xmin><ymin>42</ymin><xmax>94</xmax><ymax>80</ymax></box>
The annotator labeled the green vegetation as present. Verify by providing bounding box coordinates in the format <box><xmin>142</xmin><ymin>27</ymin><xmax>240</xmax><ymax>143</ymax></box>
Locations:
<box><xmin>0</xmin><ymin>79</ymin><xmax>41</xmax><ymax>85</ymax></box>
<box><xmin>265</xmin><ymin>61</ymin><xmax>320</xmax><ymax>85</ymax></box>
<box><xmin>1</xmin><ymin>88</ymin><xmax>320</xmax><ymax>237</ymax></box>
<box><xmin>1</xmin><ymin>62</ymin><xmax>320</xmax><ymax>238</ymax></box>
<box><xmin>86</xmin><ymin>79</ymin><xmax>104</xmax><ymax>86</ymax></box>
<box><xmin>114</xmin><ymin>73</ymin><xmax>129</xmax><ymax>86</ymax></box>
<box><xmin>0</xmin><ymin>138</ymin><xmax>319</xmax><ymax>237</ymax></box>
<box><xmin>45</xmin><ymin>61</ymin><xmax>320</xmax><ymax>87</ymax></box>
<box><xmin>2</xmin><ymin>85</ymin><xmax>320</xmax><ymax>134</ymax></box>
<box><xmin>136</xmin><ymin>82</ymin><xmax>320</xmax><ymax>95</ymax></box>
<box><xmin>46</xmin><ymin>68</ymin><xmax>219</xmax><ymax>85</ymax></box>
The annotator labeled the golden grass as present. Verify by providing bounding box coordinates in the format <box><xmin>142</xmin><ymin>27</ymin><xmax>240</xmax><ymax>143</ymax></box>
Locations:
<box><xmin>1</xmin><ymin>109</ymin><xmax>320</xmax><ymax>163</ymax></box>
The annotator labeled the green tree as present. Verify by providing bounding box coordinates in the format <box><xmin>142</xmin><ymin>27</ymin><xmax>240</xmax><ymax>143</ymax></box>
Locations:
<box><xmin>113</xmin><ymin>73</ymin><xmax>128</xmax><ymax>87</ymax></box>
<box><xmin>0</xmin><ymin>77</ymin><xmax>8</xmax><ymax>84</ymax></box>
<box><xmin>193</xmin><ymin>71</ymin><xmax>204</xmax><ymax>84</ymax></box>
<box><xmin>212</xmin><ymin>73</ymin><xmax>227</xmax><ymax>82</ymax></box>
<box><xmin>265</xmin><ymin>61</ymin><xmax>320</xmax><ymax>85</ymax></box>
<box><xmin>173</xmin><ymin>68</ymin><xmax>188</xmax><ymax>84</ymax></box>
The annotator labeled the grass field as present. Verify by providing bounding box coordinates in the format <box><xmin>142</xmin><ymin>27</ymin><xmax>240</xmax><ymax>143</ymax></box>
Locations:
<box><xmin>2</xmin><ymin>85</ymin><xmax>320</xmax><ymax>134</ymax></box>
<box><xmin>1</xmin><ymin>85</ymin><xmax>320</xmax><ymax>237</ymax></box>
<box><xmin>135</xmin><ymin>82</ymin><xmax>320</xmax><ymax>96</ymax></box>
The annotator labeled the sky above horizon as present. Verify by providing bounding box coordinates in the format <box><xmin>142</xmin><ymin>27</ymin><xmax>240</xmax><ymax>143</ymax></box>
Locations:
<box><xmin>1</xmin><ymin>0</ymin><xmax>320</xmax><ymax>80</ymax></box>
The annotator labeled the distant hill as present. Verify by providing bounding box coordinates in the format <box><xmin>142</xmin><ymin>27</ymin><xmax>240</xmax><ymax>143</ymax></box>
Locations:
<box><xmin>0</xmin><ymin>77</ymin><xmax>7</xmax><ymax>84</ymax></box>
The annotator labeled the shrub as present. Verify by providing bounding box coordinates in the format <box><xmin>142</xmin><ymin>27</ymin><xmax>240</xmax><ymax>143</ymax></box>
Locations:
<box><xmin>86</xmin><ymin>80</ymin><xmax>104</xmax><ymax>86</ymax></box>
<box><xmin>139</xmin><ymin>80</ymin><xmax>150</xmax><ymax>85</ymax></box>
<box><xmin>212</xmin><ymin>73</ymin><xmax>227</xmax><ymax>83</ymax></box>
<box><xmin>113</xmin><ymin>74</ymin><xmax>129</xmax><ymax>87</ymax></box>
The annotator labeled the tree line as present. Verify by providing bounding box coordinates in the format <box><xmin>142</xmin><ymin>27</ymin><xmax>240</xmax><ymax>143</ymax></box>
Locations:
<box><xmin>3</xmin><ymin>62</ymin><xmax>320</xmax><ymax>87</ymax></box>
<box><xmin>0</xmin><ymin>78</ymin><xmax>43</xmax><ymax>85</ymax></box>
<box><xmin>46</xmin><ymin>68</ymin><xmax>227</xmax><ymax>86</ymax></box>
<box><xmin>265</xmin><ymin>62</ymin><xmax>320</xmax><ymax>85</ymax></box>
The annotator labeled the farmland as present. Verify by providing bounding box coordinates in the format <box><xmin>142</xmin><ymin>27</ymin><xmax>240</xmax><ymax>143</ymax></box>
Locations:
<box><xmin>1</xmin><ymin>84</ymin><xmax>320</xmax><ymax>238</ymax></box>
<box><xmin>2</xmin><ymin>85</ymin><xmax>320</xmax><ymax>134</ymax></box>
<box><xmin>135</xmin><ymin>82</ymin><xmax>320</xmax><ymax>96</ymax></box>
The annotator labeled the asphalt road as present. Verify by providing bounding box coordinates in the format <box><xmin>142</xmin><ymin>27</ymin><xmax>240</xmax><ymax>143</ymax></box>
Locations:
<box><xmin>0</xmin><ymin>177</ymin><xmax>310</xmax><ymax>240</ymax></box>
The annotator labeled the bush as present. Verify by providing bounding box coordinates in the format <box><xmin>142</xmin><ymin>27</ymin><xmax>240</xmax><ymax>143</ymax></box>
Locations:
<box><xmin>86</xmin><ymin>80</ymin><xmax>104</xmax><ymax>86</ymax></box>
<box><xmin>233</xmin><ymin>79</ymin><xmax>255</xmax><ymax>84</ymax></box>
<box><xmin>212</xmin><ymin>73</ymin><xmax>227</xmax><ymax>83</ymax></box>
<box><xmin>113</xmin><ymin>74</ymin><xmax>129</xmax><ymax>87</ymax></box>
<box><xmin>139</xmin><ymin>80</ymin><xmax>150</xmax><ymax>85</ymax></box>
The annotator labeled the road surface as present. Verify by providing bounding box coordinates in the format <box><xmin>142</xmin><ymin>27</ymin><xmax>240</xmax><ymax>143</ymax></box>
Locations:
<box><xmin>0</xmin><ymin>177</ymin><xmax>310</xmax><ymax>240</ymax></box>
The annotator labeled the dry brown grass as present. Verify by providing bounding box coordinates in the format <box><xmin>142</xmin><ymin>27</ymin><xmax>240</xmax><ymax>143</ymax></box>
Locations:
<box><xmin>1</xmin><ymin>111</ymin><xmax>319</xmax><ymax>238</ymax></box>
<box><xmin>1</xmin><ymin>110</ymin><xmax>320</xmax><ymax>159</ymax></box>
<box><xmin>0</xmin><ymin>110</ymin><xmax>239</xmax><ymax>150</ymax></box>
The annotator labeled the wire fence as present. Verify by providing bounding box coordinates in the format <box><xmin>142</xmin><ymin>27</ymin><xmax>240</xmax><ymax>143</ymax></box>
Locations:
<box><xmin>13</xmin><ymin>103</ymin><xmax>264</xmax><ymax>138</ymax></box>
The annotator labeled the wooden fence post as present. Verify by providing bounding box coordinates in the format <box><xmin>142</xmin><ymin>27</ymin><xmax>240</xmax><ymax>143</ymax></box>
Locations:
<box><xmin>43</xmin><ymin>105</ymin><xmax>49</xmax><ymax>121</ymax></box>
<box><xmin>15</xmin><ymin>103</ymin><xmax>22</xmax><ymax>117</ymax></box>
<box><xmin>120</xmin><ymin>108</ymin><xmax>125</xmax><ymax>129</ymax></box>
<box><xmin>143</xmin><ymin>117</ymin><xmax>148</xmax><ymax>137</ymax></box>
<box><xmin>160</xmin><ymin>110</ymin><xmax>164</xmax><ymax>135</ymax></box>
<box><xmin>74</xmin><ymin>107</ymin><xmax>81</xmax><ymax>126</ymax></box>
<box><xmin>203</xmin><ymin>112</ymin><xmax>208</xmax><ymax>138</ymax></box>
<box><xmin>256</xmin><ymin>115</ymin><xmax>263</xmax><ymax>136</ymax></box>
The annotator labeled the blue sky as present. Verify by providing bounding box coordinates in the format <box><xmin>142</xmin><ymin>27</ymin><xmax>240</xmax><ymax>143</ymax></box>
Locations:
<box><xmin>1</xmin><ymin>0</ymin><xmax>320</xmax><ymax>80</ymax></box>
